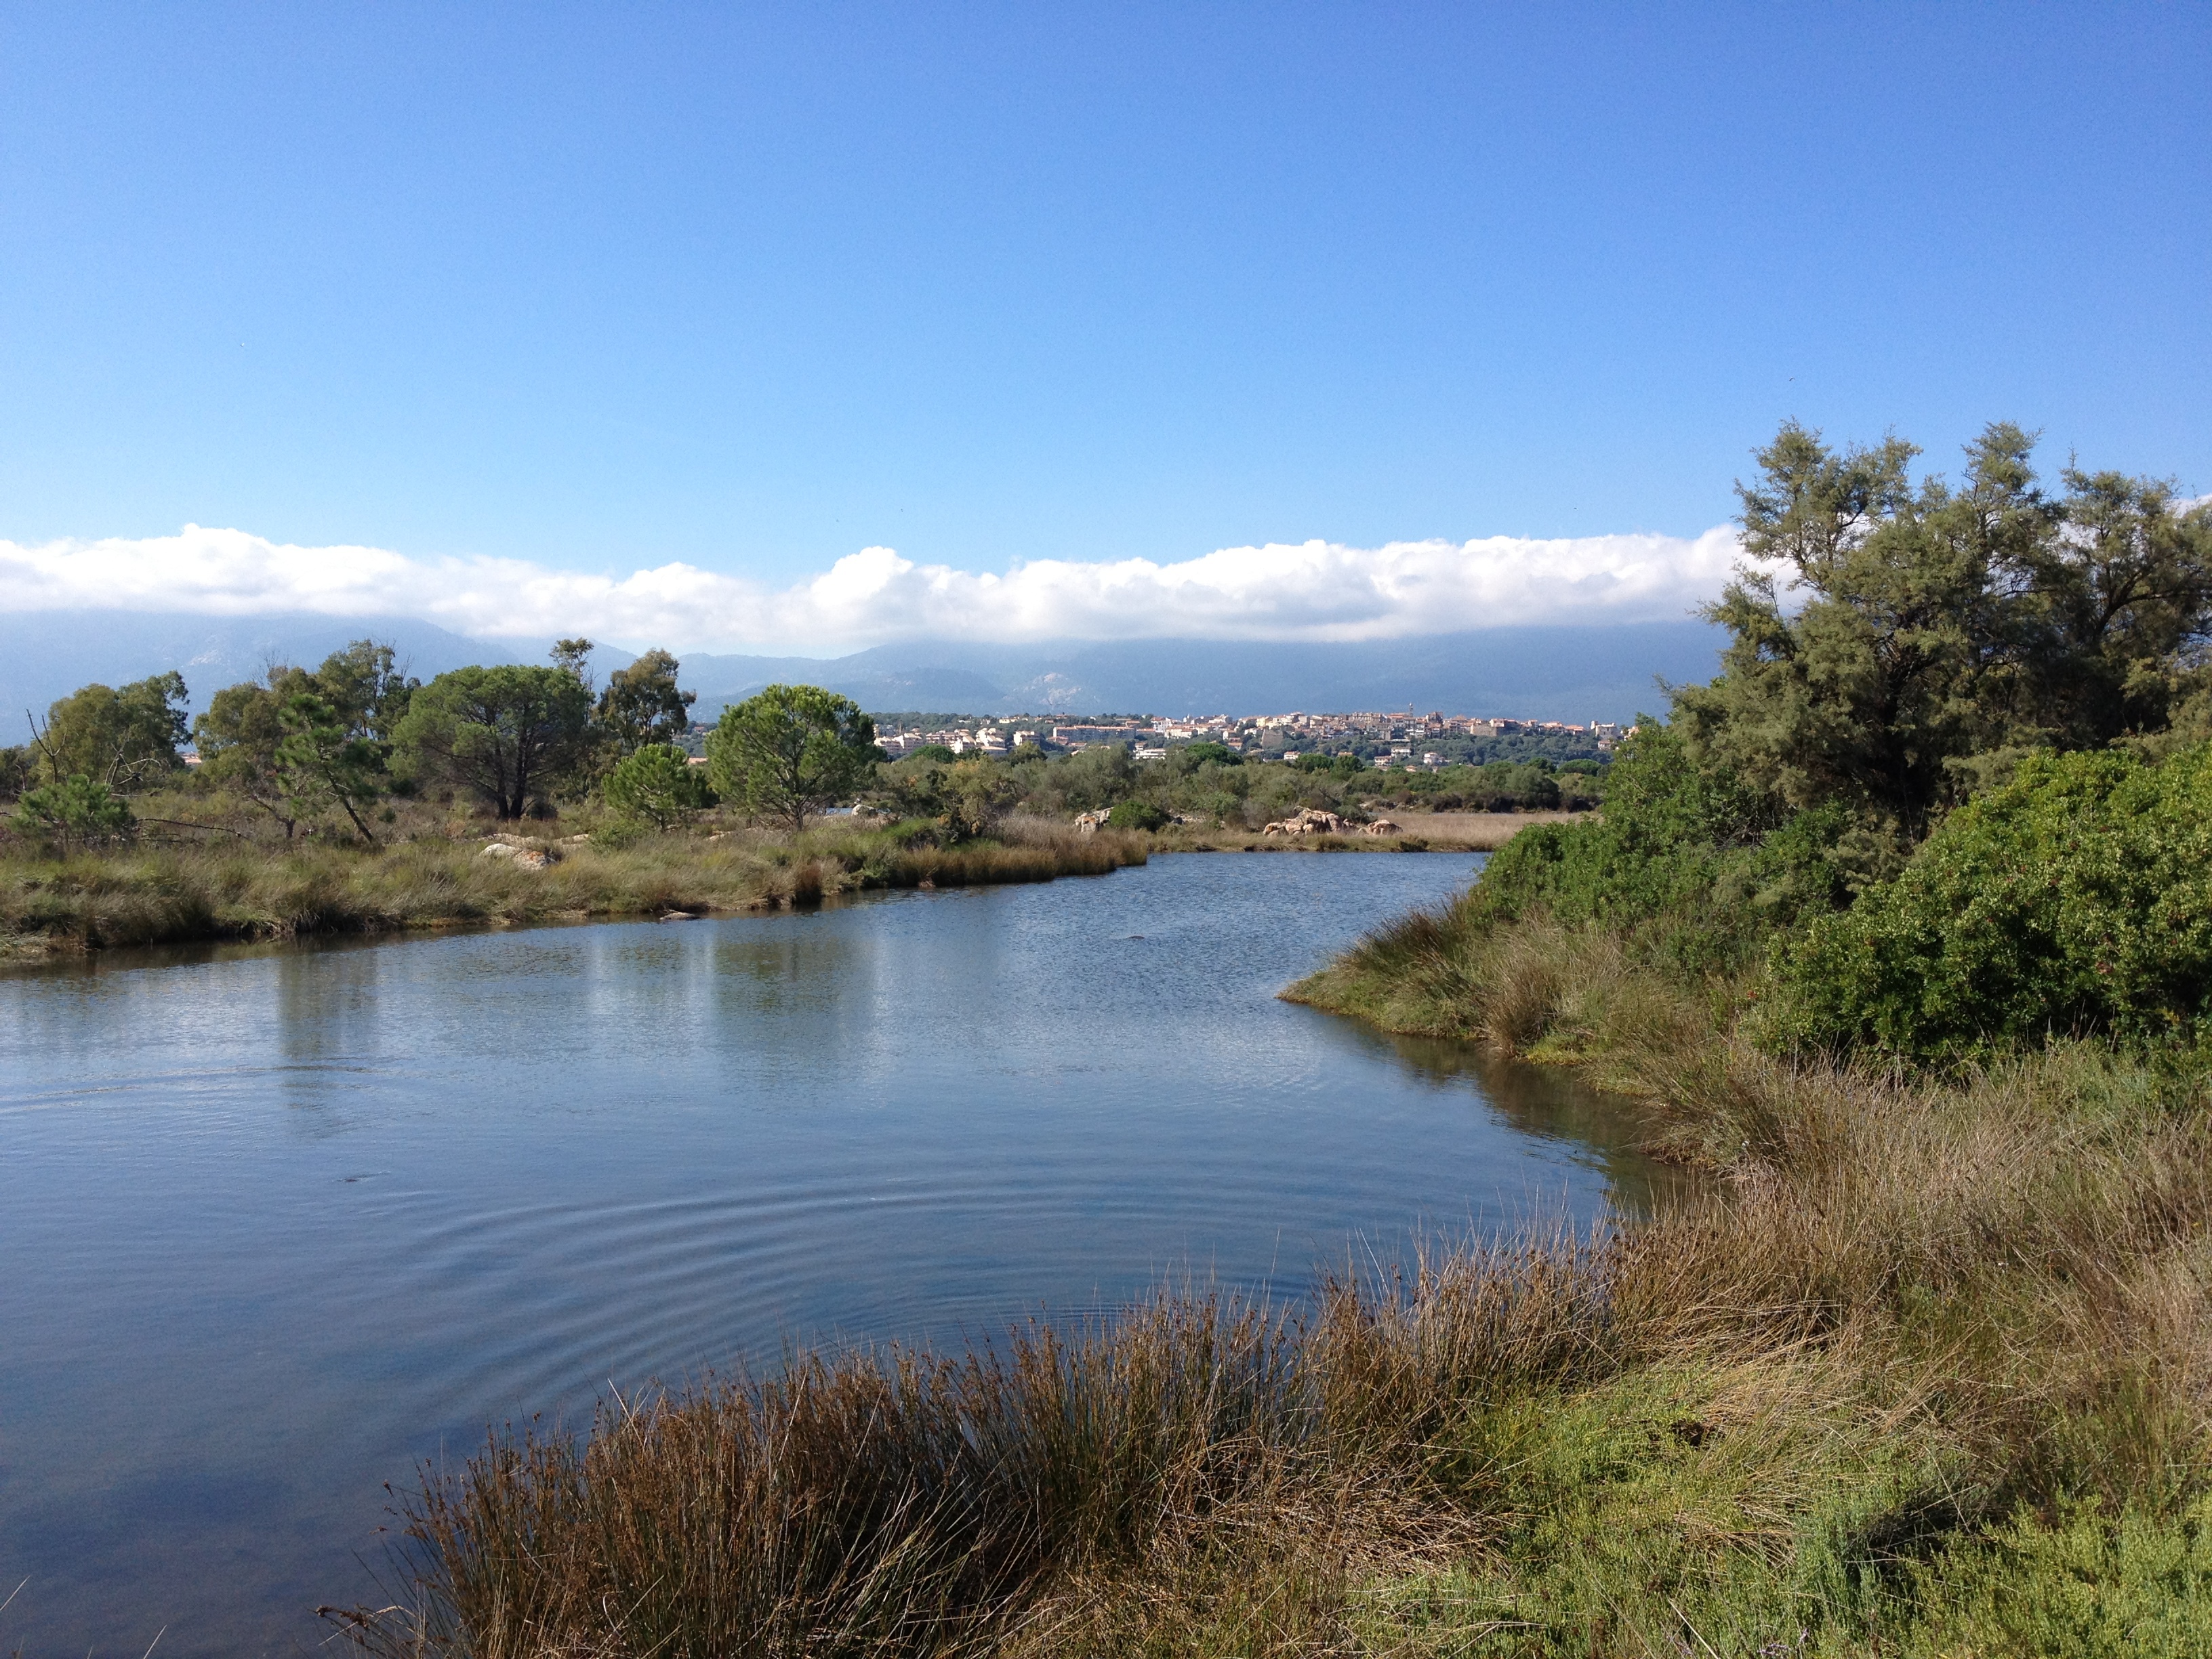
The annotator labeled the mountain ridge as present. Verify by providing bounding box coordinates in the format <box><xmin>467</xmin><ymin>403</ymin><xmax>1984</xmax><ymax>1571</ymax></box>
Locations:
<box><xmin>1</xmin><ymin>614</ymin><xmax>1724</xmax><ymax>734</ymax></box>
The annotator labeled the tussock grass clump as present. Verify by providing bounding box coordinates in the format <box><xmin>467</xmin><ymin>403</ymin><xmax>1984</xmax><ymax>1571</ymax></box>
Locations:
<box><xmin>335</xmin><ymin>1042</ymin><xmax>2212</xmax><ymax>1656</ymax></box>
<box><xmin>342</xmin><ymin>1244</ymin><xmax>1624</xmax><ymax>1659</ymax></box>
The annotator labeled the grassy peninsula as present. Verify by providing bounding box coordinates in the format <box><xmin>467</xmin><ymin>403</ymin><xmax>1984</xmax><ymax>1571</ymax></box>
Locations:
<box><xmin>0</xmin><ymin>815</ymin><xmax>1151</xmax><ymax>960</ymax></box>
<box><xmin>319</xmin><ymin>422</ymin><xmax>2212</xmax><ymax>1657</ymax></box>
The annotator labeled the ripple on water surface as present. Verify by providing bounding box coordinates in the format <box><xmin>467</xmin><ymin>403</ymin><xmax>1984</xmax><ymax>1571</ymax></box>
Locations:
<box><xmin>0</xmin><ymin>852</ymin><xmax>1670</xmax><ymax>1656</ymax></box>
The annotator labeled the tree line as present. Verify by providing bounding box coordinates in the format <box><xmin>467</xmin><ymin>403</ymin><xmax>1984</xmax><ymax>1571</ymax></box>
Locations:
<box><xmin>7</xmin><ymin>626</ymin><xmax>1598</xmax><ymax>851</ymax></box>
<box><xmin>3</xmin><ymin>636</ymin><xmax>895</xmax><ymax>849</ymax></box>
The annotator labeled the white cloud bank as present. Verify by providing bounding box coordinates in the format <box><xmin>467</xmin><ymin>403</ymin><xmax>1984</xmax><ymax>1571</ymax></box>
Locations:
<box><xmin>0</xmin><ymin>525</ymin><xmax>1740</xmax><ymax>650</ymax></box>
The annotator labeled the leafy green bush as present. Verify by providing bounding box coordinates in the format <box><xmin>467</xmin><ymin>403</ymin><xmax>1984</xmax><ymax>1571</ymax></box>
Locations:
<box><xmin>1775</xmin><ymin>744</ymin><xmax>2212</xmax><ymax>1060</ymax></box>
<box><xmin>1106</xmin><ymin>799</ymin><xmax>1170</xmax><ymax>832</ymax></box>
<box><xmin>603</xmin><ymin>743</ymin><xmax>717</xmax><ymax>830</ymax></box>
<box><xmin>1469</xmin><ymin>725</ymin><xmax>1842</xmax><ymax>971</ymax></box>
<box><xmin>12</xmin><ymin>773</ymin><xmax>135</xmax><ymax>853</ymax></box>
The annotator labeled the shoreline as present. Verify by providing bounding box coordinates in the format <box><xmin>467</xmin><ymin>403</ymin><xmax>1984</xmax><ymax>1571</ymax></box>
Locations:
<box><xmin>0</xmin><ymin>823</ymin><xmax>1153</xmax><ymax>965</ymax></box>
<box><xmin>0</xmin><ymin>812</ymin><xmax>1567</xmax><ymax>967</ymax></box>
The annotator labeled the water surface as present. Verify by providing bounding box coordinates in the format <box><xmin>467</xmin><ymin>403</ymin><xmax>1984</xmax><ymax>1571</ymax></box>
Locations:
<box><xmin>0</xmin><ymin>852</ymin><xmax>1664</xmax><ymax>1655</ymax></box>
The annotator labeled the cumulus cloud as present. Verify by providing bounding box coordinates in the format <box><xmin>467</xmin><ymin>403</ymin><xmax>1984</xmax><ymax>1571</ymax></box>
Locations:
<box><xmin>0</xmin><ymin>524</ymin><xmax>1740</xmax><ymax>649</ymax></box>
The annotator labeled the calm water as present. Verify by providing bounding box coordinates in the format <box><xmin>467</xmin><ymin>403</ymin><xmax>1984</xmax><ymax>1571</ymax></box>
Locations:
<box><xmin>0</xmin><ymin>852</ymin><xmax>1667</xmax><ymax>1656</ymax></box>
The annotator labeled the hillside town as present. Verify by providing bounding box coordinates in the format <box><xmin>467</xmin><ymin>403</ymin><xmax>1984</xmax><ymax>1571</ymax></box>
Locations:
<box><xmin>870</xmin><ymin>711</ymin><xmax>1629</xmax><ymax>769</ymax></box>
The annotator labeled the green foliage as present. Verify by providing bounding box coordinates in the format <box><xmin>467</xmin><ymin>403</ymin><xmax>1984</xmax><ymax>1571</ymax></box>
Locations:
<box><xmin>1106</xmin><ymin>798</ymin><xmax>1169</xmax><ymax>832</ymax></box>
<box><xmin>274</xmin><ymin>692</ymin><xmax>389</xmax><ymax>844</ymax></box>
<box><xmin>394</xmin><ymin>663</ymin><xmax>594</xmax><ymax>820</ymax></box>
<box><xmin>1675</xmin><ymin>421</ymin><xmax>2212</xmax><ymax>869</ymax></box>
<box><xmin>194</xmin><ymin>665</ymin><xmax>311</xmax><ymax>832</ymax></box>
<box><xmin>304</xmin><ymin>640</ymin><xmax>415</xmax><ymax>745</ymax></box>
<box><xmin>597</xmin><ymin>649</ymin><xmax>695</xmax><ymax>754</ymax></box>
<box><xmin>1294</xmin><ymin>752</ymin><xmax>1365</xmax><ymax>778</ymax></box>
<box><xmin>11</xmin><ymin>773</ymin><xmax>134</xmax><ymax>852</ymax></box>
<box><xmin>1178</xmin><ymin>740</ymin><xmax>1242</xmax><ymax>767</ymax></box>
<box><xmin>705</xmin><ymin>684</ymin><xmax>878</xmax><ymax>832</ymax></box>
<box><xmin>905</xmin><ymin>743</ymin><xmax>956</xmax><ymax>764</ymax></box>
<box><xmin>550</xmin><ymin>637</ymin><xmax>597</xmax><ymax>690</ymax></box>
<box><xmin>30</xmin><ymin>672</ymin><xmax>189</xmax><ymax>792</ymax></box>
<box><xmin>602</xmin><ymin>743</ymin><xmax>717</xmax><ymax>830</ymax></box>
<box><xmin>1904</xmin><ymin>1498</ymin><xmax>2212</xmax><ymax>1658</ymax></box>
<box><xmin>195</xmin><ymin>641</ymin><xmax>417</xmax><ymax>836</ymax></box>
<box><xmin>1467</xmin><ymin>724</ymin><xmax>1839</xmax><ymax>970</ymax></box>
<box><xmin>1776</xmin><ymin>743</ymin><xmax>2212</xmax><ymax>1060</ymax></box>
<box><xmin>878</xmin><ymin>757</ymin><xmax>1022</xmax><ymax>842</ymax></box>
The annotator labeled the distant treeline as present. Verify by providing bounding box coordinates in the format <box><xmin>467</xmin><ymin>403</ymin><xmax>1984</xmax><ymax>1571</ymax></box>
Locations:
<box><xmin>3</xmin><ymin>638</ymin><xmax>1594</xmax><ymax>853</ymax></box>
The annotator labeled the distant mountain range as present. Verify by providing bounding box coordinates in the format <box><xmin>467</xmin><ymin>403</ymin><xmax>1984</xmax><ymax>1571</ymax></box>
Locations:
<box><xmin>673</xmin><ymin>623</ymin><xmax>1723</xmax><ymax>724</ymax></box>
<box><xmin>0</xmin><ymin>611</ymin><xmax>1725</xmax><ymax>737</ymax></box>
<box><xmin>0</xmin><ymin>611</ymin><xmax>526</xmax><ymax>737</ymax></box>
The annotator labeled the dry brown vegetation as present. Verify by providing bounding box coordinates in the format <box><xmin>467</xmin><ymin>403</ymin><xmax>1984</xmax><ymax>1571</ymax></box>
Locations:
<box><xmin>331</xmin><ymin>950</ymin><xmax>2212</xmax><ymax>1657</ymax></box>
<box><xmin>0</xmin><ymin>817</ymin><xmax>1149</xmax><ymax>961</ymax></box>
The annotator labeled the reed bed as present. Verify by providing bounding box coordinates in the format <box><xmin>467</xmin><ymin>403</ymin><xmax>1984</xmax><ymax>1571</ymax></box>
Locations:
<box><xmin>335</xmin><ymin>1035</ymin><xmax>2212</xmax><ymax>1656</ymax></box>
<box><xmin>0</xmin><ymin>823</ymin><xmax>1150</xmax><ymax>958</ymax></box>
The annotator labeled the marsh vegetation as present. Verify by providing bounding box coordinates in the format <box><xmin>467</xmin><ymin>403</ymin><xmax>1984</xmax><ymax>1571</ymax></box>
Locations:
<box><xmin>324</xmin><ymin>420</ymin><xmax>2212</xmax><ymax>1656</ymax></box>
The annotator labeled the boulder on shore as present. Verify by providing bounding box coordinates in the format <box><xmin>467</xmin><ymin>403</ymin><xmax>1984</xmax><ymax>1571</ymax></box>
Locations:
<box><xmin>1261</xmin><ymin>808</ymin><xmax>1347</xmax><ymax>837</ymax></box>
<box><xmin>478</xmin><ymin>838</ymin><xmax>556</xmax><ymax>870</ymax></box>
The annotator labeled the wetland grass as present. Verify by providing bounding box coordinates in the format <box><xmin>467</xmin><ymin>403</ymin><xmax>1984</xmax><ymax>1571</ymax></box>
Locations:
<box><xmin>337</xmin><ymin>1033</ymin><xmax>2212</xmax><ymax>1656</ymax></box>
<box><xmin>0</xmin><ymin>820</ymin><xmax>1149</xmax><ymax>958</ymax></box>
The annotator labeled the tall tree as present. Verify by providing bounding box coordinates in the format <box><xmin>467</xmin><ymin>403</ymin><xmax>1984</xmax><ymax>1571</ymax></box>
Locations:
<box><xmin>194</xmin><ymin>665</ymin><xmax>316</xmax><ymax>835</ymax></box>
<box><xmin>394</xmin><ymin>665</ymin><xmax>593</xmax><ymax>819</ymax></box>
<box><xmin>2005</xmin><ymin>466</ymin><xmax>2212</xmax><ymax>748</ymax></box>
<box><xmin>598</xmin><ymin>649</ymin><xmax>695</xmax><ymax>754</ymax></box>
<box><xmin>29</xmin><ymin>672</ymin><xmax>190</xmax><ymax>792</ymax></box>
<box><xmin>705</xmin><ymin>684</ymin><xmax>878</xmax><ymax>832</ymax></box>
<box><xmin>551</xmin><ymin>638</ymin><xmax>597</xmax><ymax>695</ymax></box>
<box><xmin>193</xmin><ymin>641</ymin><xmax>417</xmax><ymax>837</ymax></box>
<box><xmin>276</xmin><ymin>692</ymin><xmax>388</xmax><ymax>843</ymax></box>
<box><xmin>1673</xmin><ymin>424</ymin><xmax>1986</xmax><ymax>857</ymax></box>
<box><xmin>309</xmin><ymin>640</ymin><xmax>417</xmax><ymax>746</ymax></box>
<box><xmin>1674</xmin><ymin>420</ymin><xmax>2212</xmax><ymax>874</ymax></box>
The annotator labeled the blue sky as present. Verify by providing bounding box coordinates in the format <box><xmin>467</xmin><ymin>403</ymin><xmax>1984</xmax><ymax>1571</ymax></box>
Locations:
<box><xmin>1</xmin><ymin>3</ymin><xmax>2206</xmax><ymax>645</ymax></box>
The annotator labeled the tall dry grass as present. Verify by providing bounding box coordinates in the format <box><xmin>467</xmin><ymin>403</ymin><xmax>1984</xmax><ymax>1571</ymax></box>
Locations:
<box><xmin>333</xmin><ymin>1036</ymin><xmax>2212</xmax><ymax>1656</ymax></box>
<box><xmin>0</xmin><ymin>821</ymin><xmax>1149</xmax><ymax>957</ymax></box>
<box><xmin>337</xmin><ymin>1240</ymin><xmax>1621</xmax><ymax>1659</ymax></box>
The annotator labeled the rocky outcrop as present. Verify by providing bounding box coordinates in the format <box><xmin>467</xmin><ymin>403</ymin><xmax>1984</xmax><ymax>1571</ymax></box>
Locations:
<box><xmin>478</xmin><ymin>837</ymin><xmax>557</xmax><ymax>871</ymax></box>
<box><xmin>1261</xmin><ymin>808</ymin><xmax>1347</xmax><ymax>837</ymax></box>
<box><xmin>1360</xmin><ymin>819</ymin><xmax>1401</xmax><ymax>836</ymax></box>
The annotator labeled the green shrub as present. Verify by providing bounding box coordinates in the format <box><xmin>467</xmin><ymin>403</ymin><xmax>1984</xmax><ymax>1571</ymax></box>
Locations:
<box><xmin>1105</xmin><ymin>799</ymin><xmax>1169</xmax><ymax>832</ymax></box>
<box><xmin>1775</xmin><ymin>744</ymin><xmax>2212</xmax><ymax>1060</ymax></box>
<box><xmin>602</xmin><ymin>743</ymin><xmax>717</xmax><ymax>830</ymax></box>
<box><xmin>11</xmin><ymin>773</ymin><xmax>136</xmax><ymax>853</ymax></box>
<box><xmin>1471</xmin><ymin>725</ymin><xmax>1841</xmax><ymax>972</ymax></box>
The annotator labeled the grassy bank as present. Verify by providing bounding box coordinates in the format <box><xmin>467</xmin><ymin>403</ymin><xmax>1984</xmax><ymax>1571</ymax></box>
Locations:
<box><xmin>338</xmin><ymin>1022</ymin><xmax>2212</xmax><ymax>1657</ymax></box>
<box><xmin>0</xmin><ymin>819</ymin><xmax>1150</xmax><ymax>960</ymax></box>
<box><xmin>0</xmin><ymin>806</ymin><xmax>1564</xmax><ymax>962</ymax></box>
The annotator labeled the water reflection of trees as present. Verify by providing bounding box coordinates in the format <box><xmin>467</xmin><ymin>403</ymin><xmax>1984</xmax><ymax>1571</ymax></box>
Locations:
<box><xmin>1306</xmin><ymin>1016</ymin><xmax>1700</xmax><ymax>1219</ymax></box>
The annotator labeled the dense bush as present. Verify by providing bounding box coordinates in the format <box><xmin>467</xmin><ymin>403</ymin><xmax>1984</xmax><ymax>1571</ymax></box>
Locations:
<box><xmin>1105</xmin><ymin>798</ymin><xmax>1170</xmax><ymax>832</ymax></box>
<box><xmin>1775</xmin><ymin>744</ymin><xmax>2212</xmax><ymax>1061</ymax></box>
<box><xmin>602</xmin><ymin>743</ymin><xmax>718</xmax><ymax>830</ymax></box>
<box><xmin>1468</xmin><ymin>724</ymin><xmax>1845</xmax><ymax>971</ymax></box>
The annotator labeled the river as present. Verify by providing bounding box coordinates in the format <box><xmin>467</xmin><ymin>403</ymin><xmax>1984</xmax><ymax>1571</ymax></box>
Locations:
<box><xmin>0</xmin><ymin>851</ymin><xmax>1669</xmax><ymax>1656</ymax></box>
